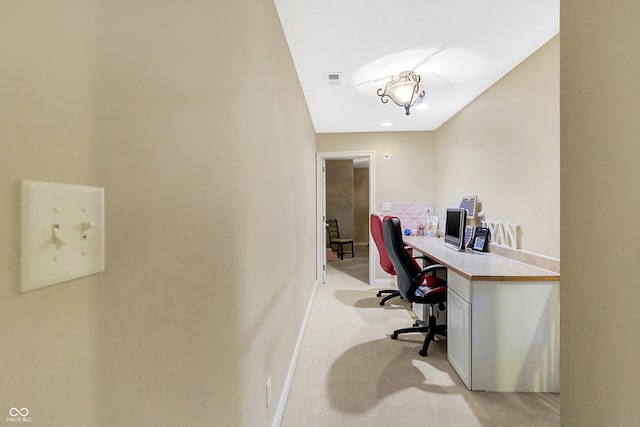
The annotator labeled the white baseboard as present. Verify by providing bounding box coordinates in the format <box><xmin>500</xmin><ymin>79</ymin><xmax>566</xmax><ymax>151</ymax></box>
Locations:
<box><xmin>271</xmin><ymin>280</ymin><xmax>318</xmax><ymax>427</ymax></box>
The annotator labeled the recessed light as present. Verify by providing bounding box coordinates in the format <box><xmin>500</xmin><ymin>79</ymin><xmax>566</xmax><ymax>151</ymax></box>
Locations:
<box><xmin>381</xmin><ymin>122</ymin><xmax>393</xmax><ymax>127</ymax></box>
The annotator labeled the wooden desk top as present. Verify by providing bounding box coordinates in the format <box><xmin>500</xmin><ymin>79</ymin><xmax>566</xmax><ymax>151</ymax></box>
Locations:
<box><xmin>403</xmin><ymin>236</ymin><xmax>560</xmax><ymax>282</ymax></box>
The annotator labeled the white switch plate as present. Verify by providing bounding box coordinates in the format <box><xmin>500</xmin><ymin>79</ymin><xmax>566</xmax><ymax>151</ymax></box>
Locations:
<box><xmin>382</xmin><ymin>202</ymin><xmax>392</xmax><ymax>212</ymax></box>
<box><xmin>21</xmin><ymin>180</ymin><xmax>105</xmax><ymax>292</ymax></box>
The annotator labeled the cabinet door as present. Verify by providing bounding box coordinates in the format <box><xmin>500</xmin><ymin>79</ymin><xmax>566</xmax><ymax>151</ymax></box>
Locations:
<box><xmin>447</xmin><ymin>288</ymin><xmax>471</xmax><ymax>389</ymax></box>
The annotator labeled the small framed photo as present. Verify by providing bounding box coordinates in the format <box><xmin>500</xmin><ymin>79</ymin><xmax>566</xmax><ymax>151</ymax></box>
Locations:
<box><xmin>460</xmin><ymin>195</ymin><xmax>478</xmax><ymax>219</ymax></box>
<box><xmin>473</xmin><ymin>235</ymin><xmax>486</xmax><ymax>251</ymax></box>
<box><xmin>471</xmin><ymin>227</ymin><xmax>490</xmax><ymax>252</ymax></box>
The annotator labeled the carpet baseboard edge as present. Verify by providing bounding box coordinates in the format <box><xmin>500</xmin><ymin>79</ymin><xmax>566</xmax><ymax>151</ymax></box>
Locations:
<box><xmin>271</xmin><ymin>279</ymin><xmax>318</xmax><ymax>427</ymax></box>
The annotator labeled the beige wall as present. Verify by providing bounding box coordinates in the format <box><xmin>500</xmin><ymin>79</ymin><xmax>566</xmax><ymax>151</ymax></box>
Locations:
<box><xmin>325</xmin><ymin>162</ymin><xmax>369</xmax><ymax>245</ymax></box>
<box><xmin>0</xmin><ymin>2</ymin><xmax>316</xmax><ymax>427</ymax></box>
<box><xmin>435</xmin><ymin>36</ymin><xmax>560</xmax><ymax>258</ymax></box>
<box><xmin>318</xmin><ymin>132</ymin><xmax>438</xmax><ymax>212</ymax></box>
<box><xmin>354</xmin><ymin>168</ymin><xmax>370</xmax><ymax>244</ymax></box>
<box><xmin>318</xmin><ymin>132</ymin><xmax>437</xmax><ymax>282</ymax></box>
<box><xmin>326</xmin><ymin>160</ymin><xmax>355</xmax><ymax>240</ymax></box>
<box><xmin>561</xmin><ymin>2</ymin><xmax>640</xmax><ymax>425</ymax></box>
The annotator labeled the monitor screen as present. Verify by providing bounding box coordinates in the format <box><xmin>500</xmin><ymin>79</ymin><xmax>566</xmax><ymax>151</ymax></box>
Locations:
<box><xmin>445</xmin><ymin>207</ymin><xmax>467</xmax><ymax>251</ymax></box>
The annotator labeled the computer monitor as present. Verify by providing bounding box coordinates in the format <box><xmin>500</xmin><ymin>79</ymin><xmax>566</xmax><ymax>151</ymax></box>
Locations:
<box><xmin>444</xmin><ymin>207</ymin><xmax>467</xmax><ymax>251</ymax></box>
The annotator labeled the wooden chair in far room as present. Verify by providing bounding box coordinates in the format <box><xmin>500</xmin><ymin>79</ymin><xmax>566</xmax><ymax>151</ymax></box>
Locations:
<box><xmin>326</xmin><ymin>218</ymin><xmax>354</xmax><ymax>260</ymax></box>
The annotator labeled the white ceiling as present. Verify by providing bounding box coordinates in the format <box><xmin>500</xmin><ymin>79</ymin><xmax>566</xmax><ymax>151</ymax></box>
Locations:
<box><xmin>274</xmin><ymin>0</ymin><xmax>559</xmax><ymax>133</ymax></box>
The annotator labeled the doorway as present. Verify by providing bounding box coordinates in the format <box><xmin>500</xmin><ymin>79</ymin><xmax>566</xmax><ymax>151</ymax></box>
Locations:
<box><xmin>316</xmin><ymin>151</ymin><xmax>376</xmax><ymax>285</ymax></box>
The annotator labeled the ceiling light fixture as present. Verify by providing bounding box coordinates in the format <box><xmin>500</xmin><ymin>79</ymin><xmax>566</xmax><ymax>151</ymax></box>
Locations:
<box><xmin>377</xmin><ymin>70</ymin><xmax>426</xmax><ymax>116</ymax></box>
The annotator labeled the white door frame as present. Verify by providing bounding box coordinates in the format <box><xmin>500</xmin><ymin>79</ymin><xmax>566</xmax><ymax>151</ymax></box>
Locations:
<box><xmin>316</xmin><ymin>151</ymin><xmax>376</xmax><ymax>285</ymax></box>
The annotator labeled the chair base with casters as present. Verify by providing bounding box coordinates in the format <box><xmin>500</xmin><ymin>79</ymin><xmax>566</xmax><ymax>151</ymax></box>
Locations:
<box><xmin>376</xmin><ymin>289</ymin><xmax>401</xmax><ymax>306</ymax></box>
<box><xmin>391</xmin><ymin>302</ymin><xmax>446</xmax><ymax>357</ymax></box>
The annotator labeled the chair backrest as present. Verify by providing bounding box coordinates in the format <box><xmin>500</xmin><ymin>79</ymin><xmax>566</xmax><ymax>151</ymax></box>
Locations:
<box><xmin>383</xmin><ymin>216</ymin><xmax>422</xmax><ymax>301</ymax></box>
<box><xmin>370</xmin><ymin>213</ymin><xmax>396</xmax><ymax>275</ymax></box>
<box><xmin>326</xmin><ymin>218</ymin><xmax>341</xmax><ymax>242</ymax></box>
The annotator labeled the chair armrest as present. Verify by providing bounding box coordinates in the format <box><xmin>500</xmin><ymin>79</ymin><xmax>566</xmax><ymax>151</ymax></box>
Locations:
<box><xmin>413</xmin><ymin>255</ymin><xmax>437</xmax><ymax>265</ymax></box>
<box><xmin>420</xmin><ymin>264</ymin><xmax>447</xmax><ymax>275</ymax></box>
<box><xmin>413</xmin><ymin>264</ymin><xmax>447</xmax><ymax>283</ymax></box>
<box><xmin>405</xmin><ymin>248</ymin><xmax>437</xmax><ymax>265</ymax></box>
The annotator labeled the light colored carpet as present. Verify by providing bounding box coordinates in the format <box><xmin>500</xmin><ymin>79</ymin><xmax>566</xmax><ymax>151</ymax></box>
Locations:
<box><xmin>327</xmin><ymin>244</ymin><xmax>369</xmax><ymax>284</ymax></box>
<box><xmin>281</xmin><ymin>257</ymin><xmax>559</xmax><ymax>427</ymax></box>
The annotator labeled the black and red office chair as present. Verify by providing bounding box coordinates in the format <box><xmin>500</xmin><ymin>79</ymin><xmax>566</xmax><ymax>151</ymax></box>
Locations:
<box><xmin>383</xmin><ymin>216</ymin><xmax>448</xmax><ymax>357</ymax></box>
<box><xmin>370</xmin><ymin>213</ymin><xmax>401</xmax><ymax>305</ymax></box>
<box><xmin>370</xmin><ymin>213</ymin><xmax>438</xmax><ymax>306</ymax></box>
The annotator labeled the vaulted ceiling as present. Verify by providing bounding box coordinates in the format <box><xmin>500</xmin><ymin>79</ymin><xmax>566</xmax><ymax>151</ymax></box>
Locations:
<box><xmin>274</xmin><ymin>0</ymin><xmax>559</xmax><ymax>133</ymax></box>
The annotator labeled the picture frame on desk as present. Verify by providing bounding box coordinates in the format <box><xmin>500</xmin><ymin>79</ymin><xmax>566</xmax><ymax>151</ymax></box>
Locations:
<box><xmin>471</xmin><ymin>227</ymin><xmax>490</xmax><ymax>252</ymax></box>
<box><xmin>460</xmin><ymin>195</ymin><xmax>477</xmax><ymax>219</ymax></box>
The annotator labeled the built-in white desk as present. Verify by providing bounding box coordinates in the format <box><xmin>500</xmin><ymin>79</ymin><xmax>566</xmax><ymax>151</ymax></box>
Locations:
<box><xmin>403</xmin><ymin>235</ymin><xmax>560</xmax><ymax>393</ymax></box>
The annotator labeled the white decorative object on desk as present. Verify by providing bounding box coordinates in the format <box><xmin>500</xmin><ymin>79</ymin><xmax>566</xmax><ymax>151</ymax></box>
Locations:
<box><xmin>482</xmin><ymin>220</ymin><xmax>521</xmax><ymax>249</ymax></box>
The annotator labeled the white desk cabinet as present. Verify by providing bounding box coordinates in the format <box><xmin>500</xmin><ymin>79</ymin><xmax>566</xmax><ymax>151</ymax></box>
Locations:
<box><xmin>447</xmin><ymin>286</ymin><xmax>472</xmax><ymax>388</ymax></box>
<box><xmin>447</xmin><ymin>270</ymin><xmax>559</xmax><ymax>392</ymax></box>
<box><xmin>404</xmin><ymin>236</ymin><xmax>560</xmax><ymax>393</ymax></box>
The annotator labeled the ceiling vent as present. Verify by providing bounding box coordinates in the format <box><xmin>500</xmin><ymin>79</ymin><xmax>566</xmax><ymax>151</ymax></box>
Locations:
<box><xmin>325</xmin><ymin>72</ymin><xmax>342</xmax><ymax>86</ymax></box>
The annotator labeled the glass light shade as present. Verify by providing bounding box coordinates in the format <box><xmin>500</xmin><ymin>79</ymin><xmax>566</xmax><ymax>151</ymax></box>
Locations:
<box><xmin>388</xmin><ymin>82</ymin><xmax>420</xmax><ymax>104</ymax></box>
<box><xmin>377</xmin><ymin>70</ymin><xmax>426</xmax><ymax>115</ymax></box>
